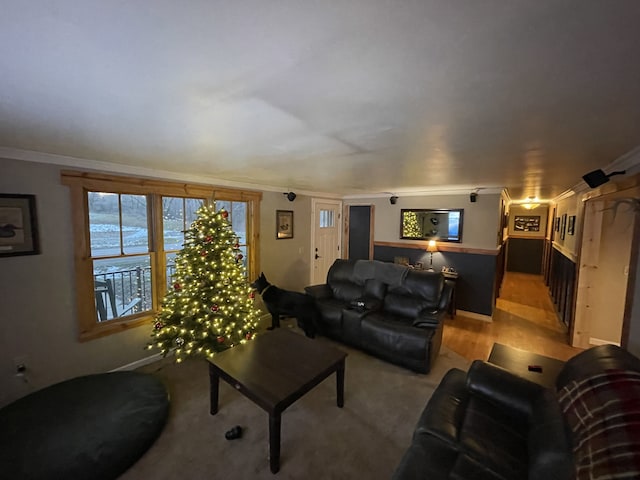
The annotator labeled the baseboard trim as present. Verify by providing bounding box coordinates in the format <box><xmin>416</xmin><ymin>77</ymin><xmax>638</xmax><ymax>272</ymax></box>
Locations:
<box><xmin>457</xmin><ymin>310</ymin><xmax>493</xmax><ymax>322</ymax></box>
<box><xmin>589</xmin><ymin>337</ymin><xmax>621</xmax><ymax>347</ymax></box>
<box><xmin>110</xmin><ymin>352</ymin><xmax>170</xmax><ymax>372</ymax></box>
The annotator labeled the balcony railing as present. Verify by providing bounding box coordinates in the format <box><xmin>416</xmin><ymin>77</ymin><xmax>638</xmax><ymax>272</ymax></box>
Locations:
<box><xmin>93</xmin><ymin>265</ymin><xmax>176</xmax><ymax>322</ymax></box>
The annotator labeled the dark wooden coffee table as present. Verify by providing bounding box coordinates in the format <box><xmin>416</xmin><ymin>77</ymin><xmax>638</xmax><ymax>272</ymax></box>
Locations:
<box><xmin>208</xmin><ymin>328</ymin><xmax>347</xmax><ymax>473</ymax></box>
<box><xmin>488</xmin><ymin>343</ymin><xmax>565</xmax><ymax>389</ymax></box>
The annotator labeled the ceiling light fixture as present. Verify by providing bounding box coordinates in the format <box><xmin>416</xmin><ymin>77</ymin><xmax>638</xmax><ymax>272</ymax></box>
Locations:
<box><xmin>522</xmin><ymin>196</ymin><xmax>540</xmax><ymax>209</ymax></box>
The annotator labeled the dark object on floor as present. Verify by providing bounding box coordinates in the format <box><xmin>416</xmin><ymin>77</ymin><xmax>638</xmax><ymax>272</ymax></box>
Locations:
<box><xmin>392</xmin><ymin>344</ymin><xmax>640</xmax><ymax>480</ymax></box>
<box><xmin>225</xmin><ymin>425</ymin><xmax>243</xmax><ymax>440</ymax></box>
<box><xmin>582</xmin><ymin>168</ymin><xmax>626</xmax><ymax>188</ymax></box>
<box><xmin>305</xmin><ymin>259</ymin><xmax>453</xmax><ymax>373</ymax></box>
<box><xmin>251</xmin><ymin>272</ymin><xmax>317</xmax><ymax>338</ymax></box>
<box><xmin>0</xmin><ymin>371</ymin><xmax>169</xmax><ymax>480</ymax></box>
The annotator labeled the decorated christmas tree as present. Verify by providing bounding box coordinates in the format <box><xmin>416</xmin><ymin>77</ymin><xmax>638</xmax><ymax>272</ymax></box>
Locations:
<box><xmin>402</xmin><ymin>211</ymin><xmax>422</xmax><ymax>237</ymax></box>
<box><xmin>150</xmin><ymin>204</ymin><xmax>260</xmax><ymax>362</ymax></box>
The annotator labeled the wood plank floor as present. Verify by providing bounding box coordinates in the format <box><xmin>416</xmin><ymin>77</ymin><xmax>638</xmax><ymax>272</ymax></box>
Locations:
<box><xmin>442</xmin><ymin>271</ymin><xmax>584</xmax><ymax>362</ymax></box>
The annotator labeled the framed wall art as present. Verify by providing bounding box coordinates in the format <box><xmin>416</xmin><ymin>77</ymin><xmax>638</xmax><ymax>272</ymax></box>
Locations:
<box><xmin>0</xmin><ymin>194</ymin><xmax>40</xmax><ymax>257</ymax></box>
<box><xmin>560</xmin><ymin>213</ymin><xmax>567</xmax><ymax>240</ymax></box>
<box><xmin>276</xmin><ymin>210</ymin><xmax>294</xmax><ymax>239</ymax></box>
<box><xmin>554</xmin><ymin>217</ymin><xmax>560</xmax><ymax>232</ymax></box>
<box><xmin>513</xmin><ymin>215</ymin><xmax>540</xmax><ymax>232</ymax></box>
<box><xmin>567</xmin><ymin>215</ymin><xmax>576</xmax><ymax>235</ymax></box>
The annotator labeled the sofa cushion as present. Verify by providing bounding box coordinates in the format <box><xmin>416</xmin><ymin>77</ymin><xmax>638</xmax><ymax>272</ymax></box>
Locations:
<box><xmin>364</xmin><ymin>278</ymin><xmax>387</xmax><ymax>299</ymax></box>
<box><xmin>330</xmin><ymin>281</ymin><xmax>363</xmax><ymax>302</ymax></box>
<box><xmin>384</xmin><ymin>294</ymin><xmax>436</xmax><ymax>318</ymax></box>
<box><xmin>558</xmin><ymin>369</ymin><xmax>640</xmax><ymax>480</ymax></box>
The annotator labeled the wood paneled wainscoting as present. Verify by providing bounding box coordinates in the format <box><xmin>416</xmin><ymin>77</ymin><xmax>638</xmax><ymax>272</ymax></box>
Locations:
<box><xmin>373</xmin><ymin>241</ymin><xmax>504</xmax><ymax>319</ymax></box>
<box><xmin>548</xmin><ymin>247</ymin><xmax>577</xmax><ymax>329</ymax></box>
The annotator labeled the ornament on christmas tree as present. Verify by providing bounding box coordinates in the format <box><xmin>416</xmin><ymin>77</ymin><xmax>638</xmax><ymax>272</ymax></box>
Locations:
<box><xmin>249</xmin><ymin>292</ymin><xmax>255</xmax><ymax>299</ymax></box>
<box><xmin>149</xmin><ymin>203</ymin><xmax>260</xmax><ymax>363</ymax></box>
<box><xmin>234</xmin><ymin>242</ymin><xmax>240</xmax><ymax>249</ymax></box>
<box><xmin>154</xmin><ymin>321</ymin><xmax>163</xmax><ymax>330</ymax></box>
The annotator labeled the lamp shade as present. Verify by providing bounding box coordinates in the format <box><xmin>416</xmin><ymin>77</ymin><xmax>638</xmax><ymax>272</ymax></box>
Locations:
<box><xmin>427</xmin><ymin>240</ymin><xmax>438</xmax><ymax>252</ymax></box>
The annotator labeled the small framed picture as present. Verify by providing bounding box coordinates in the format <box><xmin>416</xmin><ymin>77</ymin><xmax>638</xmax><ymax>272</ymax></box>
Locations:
<box><xmin>560</xmin><ymin>213</ymin><xmax>567</xmax><ymax>240</ymax></box>
<box><xmin>554</xmin><ymin>217</ymin><xmax>560</xmax><ymax>232</ymax></box>
<box><xmin>276</xmin><ymin>210</ymin><xmax>293</xmax><ymax>239</ymax></box>
<box><xmin>0</xmin><ymin>194</ymin><xmax>40</xmax><ymax>257</ymax></box>
<box><xmin>567</xmin><ymin>215</ymin><xmax>576</xmax><ymax>235</ymax></box>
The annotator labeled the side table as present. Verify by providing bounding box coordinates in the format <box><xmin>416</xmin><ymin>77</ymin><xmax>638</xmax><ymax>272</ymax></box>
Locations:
<box><xmin>442</xmin><ymin>271</ymin><xmax>458</xmax><ymax>318</ymax></box>
<box><xmin>487</xmin><ymin>343</ymin><xmax>565</xmax><ymax>389</ymax></box>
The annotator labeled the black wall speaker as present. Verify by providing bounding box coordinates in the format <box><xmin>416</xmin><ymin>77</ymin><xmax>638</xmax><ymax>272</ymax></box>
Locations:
<box><xmin>284</xmin><ymin>192</ymin><xmax>297</xmax><ymax>201</ymax></box>
<box><xmin>582</xmin><ymin>169</ymin><xmax>626</xmax><ymax>188</ymax></box>
<box><xmin>389</xmin><ymin>195</ymin><xmax>398</xmax><ymax>205</ymax></box>
<box><xmin>470</xmin><ymin>192</ymin><xmax>478</xmax><ymax>203</ymax></box>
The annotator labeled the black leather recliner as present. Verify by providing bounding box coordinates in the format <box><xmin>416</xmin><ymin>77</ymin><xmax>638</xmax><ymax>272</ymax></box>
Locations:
<box><xmin>305</xmin><ymin>259</ymin><xmax>453</xmax><ymax>373</ymax></box>
<box><xmin>393</xmin><ymin>344</ymin><xmax>640</xmax><ymax>480</ymax></box>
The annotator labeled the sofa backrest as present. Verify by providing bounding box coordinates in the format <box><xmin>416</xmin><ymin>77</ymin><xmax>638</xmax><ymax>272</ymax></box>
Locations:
<box><xmin>383</xmin><ymin>270</ymin><xmax>445</xmax><ymax>317</ymax></box>
<box><xmin>327</xmin><ymin>259</ymin><xmax>363</xmax><ymax>301</ymax></box>
<box><xmin>326</xmin><ymin>260</ymin><xmax>445</xmax><ymax>315</ymax></box>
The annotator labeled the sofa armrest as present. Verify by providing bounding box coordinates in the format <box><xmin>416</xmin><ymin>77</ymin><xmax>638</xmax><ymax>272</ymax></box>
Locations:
<box><xmin>304</xmin><ymin>284</ymin><xmax>333</xmax><ymax>300</ymax></box>
<box><xmin>438</xmin><ymin>280</ymin><xmax>454</xmax><ymax>312</ymax></box>
<box><xmin>412</xmin><ymin>308</ymin><xmax>446</xmax><ymax>328</ymax></box>
<box><xmin>466</xmin><ymin>360</ymin><xmax>545</xmax><ymax>420</ymax></box>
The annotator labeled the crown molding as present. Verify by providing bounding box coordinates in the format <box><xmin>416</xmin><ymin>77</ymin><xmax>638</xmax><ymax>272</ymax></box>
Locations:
<box><xmin>344</xmin><ymin>186</ymin><xmax>504</xmax><ymax>200</ymax></box>
<box><xmin>0</xmin><ymin>147</ymin><xmax>342</xmax><ymax>200</ymax></box>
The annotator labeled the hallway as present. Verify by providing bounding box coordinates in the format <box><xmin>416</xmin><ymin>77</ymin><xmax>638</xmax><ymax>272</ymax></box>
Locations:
<box><xmin>442</xmin><ymin>271</ymin><xmax>583</xmax><ymax>362</ymax></box>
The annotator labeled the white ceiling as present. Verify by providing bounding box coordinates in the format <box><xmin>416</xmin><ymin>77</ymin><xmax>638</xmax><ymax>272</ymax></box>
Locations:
<box><xmin>1</xmin><ymin>1</ymin><xmax>640</xmax><ymax>200</ymax></box>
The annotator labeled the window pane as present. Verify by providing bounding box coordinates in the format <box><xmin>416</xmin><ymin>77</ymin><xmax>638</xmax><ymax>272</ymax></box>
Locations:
<box><xmin>121</xmin><ymin>194</ymin><xmax>148</xmax><ymax>254</ymax></box>
<box><xmin>89</xmin><ymin>192</ymin><xmax>120</xmax><ymax>257</ymax></box>
<box><xmin>232</xmin><ymin>202</ymin><xmax>247</xmax><ymax>244</ymax></box>
<box><xmin>163</xmin><ymin>197</ymin><xmax>204</xmax><ymax>251</ymax></box>
<box><xmin>93</xmin><ymin>255</ymin><xmax>151</xmax><ymax>322</ymax></box>
<box><xmin>166</xmin><ymin>252</ymin><xmax>178</xmax><ymax>289</ymax></box>
<box><xmin>320</xmin><ymin>209</ymin><xmax>334</xmax><ymax>228</ymax></box>
<box><xmin>185</xmin><ymin>199</ymin><xmax>203</xmax><ymax>226</ymax></box>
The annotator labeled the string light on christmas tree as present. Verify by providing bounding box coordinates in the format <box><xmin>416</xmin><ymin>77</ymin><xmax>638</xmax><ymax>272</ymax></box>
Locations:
<box><xmin>149</xmin><ymin>203</ymin><xmax>260</xmax><ymax>363</ymax></box>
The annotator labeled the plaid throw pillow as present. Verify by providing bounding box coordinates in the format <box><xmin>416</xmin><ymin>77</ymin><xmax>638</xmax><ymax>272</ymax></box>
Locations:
<box><xmin>558</xmin><ymin>369</ymin><xmax>640</xmax><ymax>479</ymax></box>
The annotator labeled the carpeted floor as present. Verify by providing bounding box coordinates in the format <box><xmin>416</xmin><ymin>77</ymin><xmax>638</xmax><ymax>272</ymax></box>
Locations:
<box><xmin>122</xmin><ymin>326</ymin><xmax>470</xmax><ymax>480</ymax></box>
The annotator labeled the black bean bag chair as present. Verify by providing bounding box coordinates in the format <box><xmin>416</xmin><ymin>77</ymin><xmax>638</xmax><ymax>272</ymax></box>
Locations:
<box><xmin>0</xmin><ymin>371</ymin><xmax>169</xmax><ymax>480</ymax></box>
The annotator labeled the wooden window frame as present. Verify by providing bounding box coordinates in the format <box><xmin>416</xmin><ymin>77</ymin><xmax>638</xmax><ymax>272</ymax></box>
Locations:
<box><xmin>61</xmin><ymin>171</ymin><xmax>262</xmax><ymax>341</ymax></box>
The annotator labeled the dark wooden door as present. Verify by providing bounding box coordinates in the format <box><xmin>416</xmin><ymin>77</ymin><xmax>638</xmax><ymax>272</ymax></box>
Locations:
<box><xmin>348</xmin><ymin>206</ymin><xmax>372</xmax><ymax>260</ymax></box>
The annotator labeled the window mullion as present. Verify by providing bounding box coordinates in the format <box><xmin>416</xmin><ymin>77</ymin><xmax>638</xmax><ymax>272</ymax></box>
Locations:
<box><xmin>118</xmin><ymin>194</ymin><xmax>124</xmax><ymax>256</ymax></box>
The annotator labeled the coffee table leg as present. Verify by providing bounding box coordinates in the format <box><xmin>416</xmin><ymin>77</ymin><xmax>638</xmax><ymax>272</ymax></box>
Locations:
<box><xmin>209</xmin><ymin>364</ymin><xmax>219</xmax><ymax>415</ymax></box>
<box><xmin>336</xmin><ymin>360</ymin><xmax>345</xmax><ymax>408</ymax></box>
<box><xmin>269</xmin><ymin>412</ymin><xmax>281</xmax><ymax>473</ymax></box>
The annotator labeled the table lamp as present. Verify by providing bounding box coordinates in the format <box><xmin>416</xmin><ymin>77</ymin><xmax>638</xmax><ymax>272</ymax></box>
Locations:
<box><xmin>426</xmin><ymin>240</ymin><xmax>438</xmax><ymax>271</ymax></box>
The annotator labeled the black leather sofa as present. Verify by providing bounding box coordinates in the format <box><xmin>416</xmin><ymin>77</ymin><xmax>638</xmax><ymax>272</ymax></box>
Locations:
<box><xmin>392</xmin><ymin>344</ymin><xmax>640</xmax><ymax>480</ymax></box>
<box><xmin>305</xmin><ymin>259</ymin><xmax>453</xmax><ymax>373</ymax></box>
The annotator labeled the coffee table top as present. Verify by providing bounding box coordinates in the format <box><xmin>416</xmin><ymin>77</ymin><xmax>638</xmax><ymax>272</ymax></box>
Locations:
<box><xmin>208</xmin><ymin>328</ymin><xmax>347</xmax><ymax>412</ymax></box>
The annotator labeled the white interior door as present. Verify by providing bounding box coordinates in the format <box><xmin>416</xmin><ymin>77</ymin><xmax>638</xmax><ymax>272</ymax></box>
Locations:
<box><xmin>574</xmin><ymin>193</ymin><xmax>638</xmax><ymax>348</ymax></box>
<box><xmin>311</xmin><ymin>199</ymin><xmax>342</xmax><ymax>285</ymax></box>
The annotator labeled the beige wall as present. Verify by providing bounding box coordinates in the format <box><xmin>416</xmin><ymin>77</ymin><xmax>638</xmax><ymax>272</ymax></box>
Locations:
<box><xmin>258</xmin><ymin>191</ymin><xmax>312</xmax><ymax>291</ymax></box>
<box><xmin>0</xmin><ymin>158</ymin><xmax>156</xmax><ymax>406</ymax></box>
<box><xmin>0</xmin><ymin>158</ymin><xmax>319</xmax><ymax>406</ymax></box>
<box><xmin>508</xmin><ymin>205</ymin><xmax>549</xmax><ymax>238</ymax></box>
<box><xmin>345</xmin><ymin>193</ymin><xmax>502</xmax><ymax>250</ymax></box>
